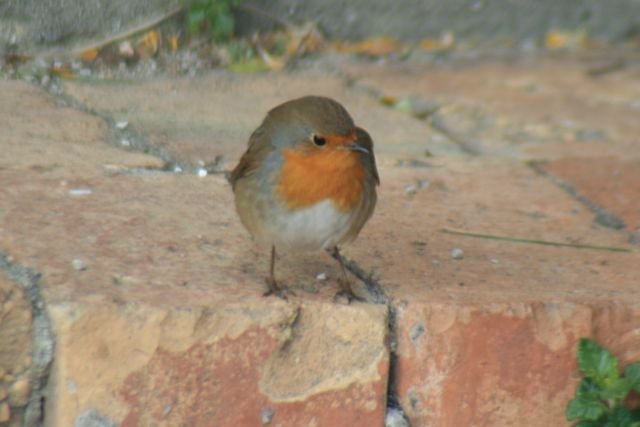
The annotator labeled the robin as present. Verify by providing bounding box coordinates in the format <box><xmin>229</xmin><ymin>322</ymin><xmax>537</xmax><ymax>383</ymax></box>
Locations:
<box><xmin>230</xmin><ymin>95</ymin><xmax>379</xmax><ymax>301</ymax></box>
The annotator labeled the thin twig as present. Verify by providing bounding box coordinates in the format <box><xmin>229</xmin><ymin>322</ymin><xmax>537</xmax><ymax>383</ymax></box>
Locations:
<box><xmin>440</xmin><ymin>228</ymin><xmax>632</xmax><ymax>253</ymax></box>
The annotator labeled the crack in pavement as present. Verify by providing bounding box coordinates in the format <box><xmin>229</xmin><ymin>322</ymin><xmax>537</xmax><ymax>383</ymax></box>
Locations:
<box><xmin>327</xmin><ymin>251</ymin><xmax>412</xmax><ymax>425</ymax></box>
<box><xmin>0</xmin><ymin>253</ymin><xmax>55</xmax><ymax>427</ymax></box>
<box><xmin>41</xmin><ymin>79</ymin><xmax>229</xmax><ymax>176</ymax></box>
<box><xmin>329</xmin><ymin>65</ymin><xmax>479</xmax><ymax>156</ymax></box>
<box><xmin>528</xmin><ymin>161</ymin><xmax>637</xmax><ymax>246</ymax></box>
<box><xmin>37</xmin><ymin>79</ymin><xmax>185</xmax><ymax>172</ymax></box>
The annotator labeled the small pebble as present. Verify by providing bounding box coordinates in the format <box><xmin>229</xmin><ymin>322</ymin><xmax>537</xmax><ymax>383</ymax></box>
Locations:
<box><xmin>173</xmin><ymin>165</ymin><xmax>183</xmax><ymax>173</ymax></box>
<box><xmin>261</xmin><ymin>407</ymin><xmax>274</xmax><ymax>424</ymax></box>
<box><xmin>71</xmin><ymin>258</ymin><xmax>87</xmax><ymax>271</ymax></box>
<box><xmin>404</xmin><ymin>179</ymin><xmax>430</xmax><ymax>195</ymax></box>
<box><xmin>385</xmin><ymin>407</ymin><xmax>409</xmax><ymax>427</ymax></box>
<box><xmin>315</xmin><ymin>272</ymin><xmax>327</xmax><ymax>281</ymax></box>
<box><xmin>197</xmin><ymin>168</ymin><xmax>208</xmax><ymax>178</ymax></box>
<box><xmin>68</xmin><ymin>188</ymin><xmax>92</xmax><ymax>196</ymax></box>
<box><xmin>120</xmin><ymin>139</ymin><xmax>131</xmax><ymax>147</ymax></box>
<box><xmin>115</xmin><ymin>121</ymin><xmax>129</xmax><ymax>129</ymax></box>
<box><xmin>451</xmin><ymin>247</ymin><xmax>464</xmax><ymax>260</ymax></box>
<box><xmin>162</xmin><ymin>404</ymin><xmax>173</xmax><ymax>417</ymax></box>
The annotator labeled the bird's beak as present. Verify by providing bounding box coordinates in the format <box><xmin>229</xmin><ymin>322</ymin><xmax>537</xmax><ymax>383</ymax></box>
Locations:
<box><xmin>343</xmin><ymin>142</ymin><xmax>369</xmax><ymax>154</ymax></box>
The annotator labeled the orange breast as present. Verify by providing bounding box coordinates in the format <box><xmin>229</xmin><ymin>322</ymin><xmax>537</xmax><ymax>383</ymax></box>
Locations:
<box><xmin>278</xmin><ymin>148</ymin><xmax>365</xmax><ymax>212</ymax></box>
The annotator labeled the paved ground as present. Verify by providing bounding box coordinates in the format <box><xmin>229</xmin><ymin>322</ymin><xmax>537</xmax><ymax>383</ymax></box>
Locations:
<box><xmin>0</xmin><ymin>52</ymin><xmax>639</xmax><ymax>426</ymax></box>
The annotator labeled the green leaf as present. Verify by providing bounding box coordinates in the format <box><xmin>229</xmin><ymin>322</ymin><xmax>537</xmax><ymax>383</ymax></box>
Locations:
<box><xmin>603</xmin><ymin>404</ymin><xmax>633</xmax><ymax>427</ymax></box>
<box><xmin>212</xmin><ymin>10</ymin><xmax>234</xmax><ymax>41</ymax></box>
<box><xmin>573</xmin><ymin>421</ymin><xmax>599</xmax><ymax>427</ymax></box>
<box><xmin>567</xmin><ymin>394</ymin><xmax>608</xmax><ymax>421</ymax></box>
<box><xmin>599</xmin><ymin>377</ymin><xmax>631</xmax><ymax>401</ymax></box>
<box><xmin>187</xmin><ymin>8</ymin><xmax>206</xmax><ymax>34</ymax></box>
<box><xmin>226</xmin><ymin>58</ymin><xmax>269</xmax><ymax>73</ymax></box>
<box><xmin>625</xmin><ymin>362</ymin><xmax>640</xmax><ymax>392</ymax></box>
<box><xmin>578</xmin><ymin>338</ymin><xmax>620</xmax><ymax>387</ymax></box>
<box><xmin>576</xmin><ymin>377</ymin><xmax>602</xmax><ymax>397</ymax></box>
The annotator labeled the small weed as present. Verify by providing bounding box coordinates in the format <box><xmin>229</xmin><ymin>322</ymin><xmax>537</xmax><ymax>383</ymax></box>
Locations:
<box><xmin>184</xmin><ymin>0</ymin><xmax>241</xmax><ymax>42</ymax></box>
<box><xmin>567</xmin><ymin>338</ymin><xmax>640</xmax><ymax>426</ymax></box>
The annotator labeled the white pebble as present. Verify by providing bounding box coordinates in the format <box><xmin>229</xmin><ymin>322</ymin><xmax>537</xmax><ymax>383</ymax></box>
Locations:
<box><xmin>115</xmin><ymin>121</ymin><xmax>128</xmax><ymax>129</ymax></box>
<box><xmin>197</xmin><ymin>168</ymin><xmax>208</xmax><ymax>178</ymax></box>
<box><xmin>451</xmin><ymin>247</ymin><xmax>464</xmax><ymax>260</ymax></box>
<box><xmin>385</xmin><ymin>407</ymin><xmax>409</xmax><ymax>427</ymax></box>
<box><xmin>71</xmin><ymin>258</ymin><xmax>87</xmax><ymax>271</ymax></box>
<box><xmin>315</xmin><ymin>272</ymin><xmax>327</xmax><ymax>281</ymax></box>
<box><xmin>68</xmin><ymin>188</ymin><xmax>92</xmax><ymax>196</ymax></box>
<box><xmin>120</xmin><ymin>139</ymin><xmax>131</xmax><ymax>147</ymax></box>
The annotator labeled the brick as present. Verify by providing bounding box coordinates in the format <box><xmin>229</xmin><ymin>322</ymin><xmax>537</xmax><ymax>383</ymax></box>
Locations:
<box><xmin>345</xmin><ymin>161</ymin><xmax>640</xmax><ymax>426</ymax></box>
<box><xmin>46</xmin><ymin>300</ymin><xmax>388</xmax><ymax>426</ymax></box>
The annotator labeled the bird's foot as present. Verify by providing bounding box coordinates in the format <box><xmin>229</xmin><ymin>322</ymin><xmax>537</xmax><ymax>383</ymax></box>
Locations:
<box><xmin>263</xmin><ymin>278</ymin><xmax>295</xmax><ymax>300</ymax></box>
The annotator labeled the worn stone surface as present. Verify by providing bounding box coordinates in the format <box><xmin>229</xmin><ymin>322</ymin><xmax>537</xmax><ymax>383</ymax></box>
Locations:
<box><xmin>2</xmin><ymin>54</ymin><xmax>640</xmax><ymax>427</ymax></box>
<box><xmin>0</xmin><ymin>75</ymin><xmax>390</xmax><ymax>426</ymax></box>
<box><xmin>47</xmin><ymin>300</ymin><xmax>388</xmax><ymax>427</ymax></box>
<box><xmin>345</xmin><ymin>161</ymin><xmax>639</xmax><ymax>426</ymax></box>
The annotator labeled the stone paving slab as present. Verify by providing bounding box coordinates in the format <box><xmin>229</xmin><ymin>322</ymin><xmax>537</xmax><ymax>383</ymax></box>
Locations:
<box><xmin>540</xmin><ymin>157</ymin><xmax>640</xmax><ymax>236</ymax></box>
<box><xmin>0</xmin><ymin>79</ymin><xmax>390</xmax><ymax>426</ymax></box>
<box><xmin>1</xmin><ymin>55</ymin><xmax>639</xmax><ymax>426</ymax></box>
<box><xmin>338</xmin><ymin>56</ymin><xmax>640</xmax><ymax>161</ymax></box>
<box><xmin>61</xmin><ymin>70</ymin><xmax>462</xmax><ymax>169</ymax></box>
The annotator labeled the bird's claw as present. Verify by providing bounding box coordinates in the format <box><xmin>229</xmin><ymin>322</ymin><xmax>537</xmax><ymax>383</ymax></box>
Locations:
<box><xmin>333</xmin><ymin>289</ymin><xmax>365</xmax><ymax>304</ymax></box>
<box><xmin>263</xmin><ymin>279</ymin><xmax>295</xmax><ymax>300</ymax></box>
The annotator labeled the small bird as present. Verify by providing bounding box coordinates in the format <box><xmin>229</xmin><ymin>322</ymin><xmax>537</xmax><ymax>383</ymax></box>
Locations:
<box><xmin>230</xmin><ymin>95</ymin><xmax>379</xmax><ymax>301</ymax></box>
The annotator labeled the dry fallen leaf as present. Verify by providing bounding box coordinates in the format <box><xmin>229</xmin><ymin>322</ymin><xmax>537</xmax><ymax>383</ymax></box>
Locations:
<box><xmin>334</xmin><ymin>35</ymin><xmax>403</xmax><ymax>56</ymax></box>
<box><xmin>168</xmin><ymin>35</ymin><xmax>179</xmax><ymax>52</ymax></box>
<box><xmin>118</xmin><ymin>41</ymin><xmax>136</xmax><ymax>58</ymax></box>
<box><xmin>545</xmin><ymin>29</ymin><xmax>588</xmax><ymax>49</ymax></box>
<box><xmin>50</xmin><ymin>63</ymin><xmax>74</xmax><ymax>79</ymax></box>
<box><xmin>286</xmin><ymin>22</ymin><xmax>325</xmax><ymax>56</ymax></box>
<box><xmin>136</xmin><ymin>30</ymin><xmax>161</xmax><ymax>58</ymax></box>
<box><xmin>80</xmin><ymin>48</ymin><xmax>99</xmax><ymax>62</ymax></box>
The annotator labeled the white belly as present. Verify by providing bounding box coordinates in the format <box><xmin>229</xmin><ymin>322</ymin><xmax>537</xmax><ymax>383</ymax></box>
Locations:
<box><xmin>269</xmin><ymin>199</ymin><xmax>352</xmax><ymax>250</ymax></box>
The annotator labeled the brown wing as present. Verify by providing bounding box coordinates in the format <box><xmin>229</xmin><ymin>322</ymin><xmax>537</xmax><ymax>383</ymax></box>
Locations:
<box><xmin>355</xmin><ymin>127</ymin><xmax>380</xmax><ymax>185</ymax></box>
<box><xmin>229</xmin><ymin>126</ymin><xmax>272</xmax><ymax>190</ymax></box>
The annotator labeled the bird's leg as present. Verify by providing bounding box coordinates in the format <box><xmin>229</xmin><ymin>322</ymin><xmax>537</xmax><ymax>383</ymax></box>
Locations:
<box><xmin>264</xmin><ymin>245</ymin><xmax>292</xmax><ymax>300</ymax></box>
<box><xmin>328</xmin><ymin>246</ymin><xmax>363</xmax><ymax>303</ymax></box>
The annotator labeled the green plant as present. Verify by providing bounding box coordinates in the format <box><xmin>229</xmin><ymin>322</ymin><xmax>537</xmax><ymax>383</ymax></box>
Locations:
<box><xmin>567</xmin><ymin>338</ymin><xmax>640</xmax><ymax>426</ymax></box>
<box><xmin>184</xmin><ymin>0</ymin><xmax>241</xmax><ymax>42</ymax></box>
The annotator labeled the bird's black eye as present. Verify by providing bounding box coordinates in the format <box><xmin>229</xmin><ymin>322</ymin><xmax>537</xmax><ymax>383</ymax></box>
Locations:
<box><xmin>312</xmin><ymin>134</ymin><xmax>327</xmax><ymax>147</ymax></box>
